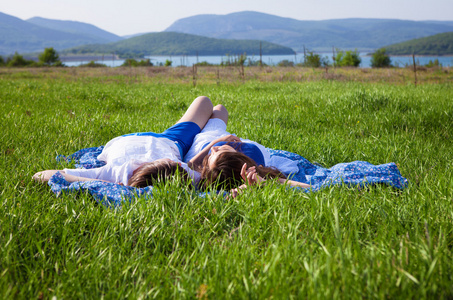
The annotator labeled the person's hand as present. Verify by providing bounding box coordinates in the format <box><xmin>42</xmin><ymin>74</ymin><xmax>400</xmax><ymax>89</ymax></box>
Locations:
<box><xmin>229</xmin><ymin>184</ymin><xmax>247</xmax><ymax>199</ymax></box>
<box><xmin>213</xmin><ymin>134</ymin><xmax>241</xmax><ymax>144</ymax></box>
<box><xmin>240</xmin><ymin>163</ymin><xmax>265</xmax><ymax>186</ymax></box>
<box><xmin>229</xmin><ymin>164</ymin><xmax>266</xmax><ymax>199</ymax></box>
<box><xmin>32</xmin><ymin>170</ymin><xmax>60</xmax><ymax>183</ymax></box>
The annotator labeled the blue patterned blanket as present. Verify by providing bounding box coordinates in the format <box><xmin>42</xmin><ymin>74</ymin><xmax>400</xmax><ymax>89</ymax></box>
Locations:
<box><xmin>48</xmin><ymin>146</ymin><xmax>408</xmax><ymax>207</ymax></box>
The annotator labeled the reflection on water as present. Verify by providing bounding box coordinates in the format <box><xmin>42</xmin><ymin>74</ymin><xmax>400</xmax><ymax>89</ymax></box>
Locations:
<box><xmin>62</xmin><ymin>54</ymin><xmax>453</xmax><ymax>68</ymax></box>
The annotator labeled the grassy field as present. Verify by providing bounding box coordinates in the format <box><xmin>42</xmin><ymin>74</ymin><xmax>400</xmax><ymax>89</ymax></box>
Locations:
<box><xmin>1</xmin><ymin>67</ymin><xmax>452</xmax><ymax>298</ymax></box>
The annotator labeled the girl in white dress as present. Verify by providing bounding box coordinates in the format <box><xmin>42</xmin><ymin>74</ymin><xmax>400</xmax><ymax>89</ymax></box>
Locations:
<box><xmin>33</xmin><ymin>96</ymin><xmax>218</xmax><ymax>187</ymax></box>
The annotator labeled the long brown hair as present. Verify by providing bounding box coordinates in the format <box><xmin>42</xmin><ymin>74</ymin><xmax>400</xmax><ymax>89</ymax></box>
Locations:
<box><xmin>128</xmin><ymin>160</ymin><xmax>190</xmax><ymax>188</ymax></box>
<box><xmin>201</xmin><ymin>151</ymin><xmax>285</xmax><ymax>190</ymax></box>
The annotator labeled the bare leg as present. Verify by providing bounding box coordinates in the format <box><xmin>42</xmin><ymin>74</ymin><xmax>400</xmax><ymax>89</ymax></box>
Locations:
<box><xmin>176</xmin><ymin>96</ymin><xmax>213</xmax><ymax>130</ymax></box>
<box><xmin>210</xmin><ymin>104</ymin><xmax>229</xmax><ymax>125</ymax></box>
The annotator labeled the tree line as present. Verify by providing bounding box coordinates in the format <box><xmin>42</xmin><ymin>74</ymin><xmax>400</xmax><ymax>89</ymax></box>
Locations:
<box><xmin>1</xmin><ymin>47</ymin><xmax>430</xmax><ymax>69</ymax></box>
<box><xmin>277</xmin><ymin>48</ymin><xmax>393</xmax><ymax>68</ymax></box>
<box><xmin>0</xmin><ymin>48</ymin><xmax>63</xmax><ymax>67</ymax></box>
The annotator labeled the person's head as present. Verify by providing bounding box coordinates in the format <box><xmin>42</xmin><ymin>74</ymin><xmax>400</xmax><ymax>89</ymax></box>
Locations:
<box><xmin>201</xmin><ymin>151</ymin><xmax>285</xmax><ymax>190</ymax></box>
<box><xmin>128</xmin><ymin>159</ymin><xmax>190</xmax><ymax>188</ymax></box>
<box><xmin>207</xmin><ymin>143</ymin><xmax>238</xmax><ymax>169</ymax></box>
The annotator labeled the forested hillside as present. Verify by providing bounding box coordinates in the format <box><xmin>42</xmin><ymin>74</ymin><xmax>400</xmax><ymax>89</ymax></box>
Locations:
<box><xmin>384</xmin><ymin>32</ymin><xmax>453</xmax><ymax>55</ymax></box>
<box><xmin>165</xmin><ymin>11</ymin><xmax>453</xmax><ymax>52</ymax></box>
<box><xmin>61</xmin><ymin>32</ymin><xmax>295</xmax><ymax>57</ymax></box>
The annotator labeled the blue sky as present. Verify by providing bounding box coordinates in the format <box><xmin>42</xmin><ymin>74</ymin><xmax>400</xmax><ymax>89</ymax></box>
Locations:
<box><xmin>2</xmin><ymin>0</ymin><xmax>453</xmax><ymax>36</ymax></box>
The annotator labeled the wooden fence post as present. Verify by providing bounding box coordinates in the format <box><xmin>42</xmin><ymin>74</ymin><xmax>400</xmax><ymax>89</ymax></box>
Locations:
<box><xmin>216</xmin><ymin>67</ymin><xmax>220</xmax><ymax>85</ymax></box>
<box><xmin>241</xmin><ymin>63</ymin><xmax>245</xmax><ymax>81</ymax></box>
<box><xmin>259</xmin><ymin>41</ymin><xmax>262</xmax><ymax>68</ymax></box>
<box><xmin>332</xmin><ymin>46</ymin><xmax>336</xmax><ymax>68</ymax></box>
<box><xmin>192</xmin><ymin>64</ymin><xmax>197</xmax><ymax>87</ymax></box>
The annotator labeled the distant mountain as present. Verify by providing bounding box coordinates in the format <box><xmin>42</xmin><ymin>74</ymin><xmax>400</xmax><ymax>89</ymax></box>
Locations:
<box><xmin>122</xmin><ymin>32</ymin><xmax>154</xmax><ymax>39</ymax></box>
<box><xmin>422</xmin><ymin>20</ymin><xmax>453</xmax><ymax>26</ymax></box>
<box><xmin>61</xmin><ymin>31</ymin><xmax>295</xmax><ymax>57</ymax></box>
<box><xmin>165</xmin><ymin>11</ymin><xmax>453</xmax><ymax>52</ymax></box>
<box><xmin>26</xmin><ymin>17</ymin><xmax>122</xmax><ymax>43</ymax></box>
<box><xmin>0</xmin><ymin>12</ymin><xmax>120</xmax><ymax>55</ymax></box>
<box><xmin>384</xmin><ymin>32</ymin><xmax>453</xmax><ymax>55</ymax></box>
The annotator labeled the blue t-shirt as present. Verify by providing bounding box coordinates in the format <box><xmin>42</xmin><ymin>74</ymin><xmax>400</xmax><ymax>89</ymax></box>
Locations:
<box><xmin>205</xmin><ymin>141</ymin><xmax>265</xmax><ymax>166</ymax></box>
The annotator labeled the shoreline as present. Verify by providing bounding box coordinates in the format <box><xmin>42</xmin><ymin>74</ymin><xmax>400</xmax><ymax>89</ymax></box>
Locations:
<box><xmin>382</xmin><ymin>54</ymin><xmax>453</xmax><ymax>57</ymax></box>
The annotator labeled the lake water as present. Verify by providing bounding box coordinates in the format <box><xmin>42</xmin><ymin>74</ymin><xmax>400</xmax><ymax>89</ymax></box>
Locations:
<box><xmin>63</xmin><ymin>54</ymin><xmax>453</xmax><ymax>68</ymax></box>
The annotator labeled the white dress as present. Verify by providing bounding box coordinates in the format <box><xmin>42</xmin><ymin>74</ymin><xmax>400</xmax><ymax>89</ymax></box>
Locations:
<box><xmin>64</xmin><ymin>135</ymin><xmax>201</xmax><ymax>185</ymax></box>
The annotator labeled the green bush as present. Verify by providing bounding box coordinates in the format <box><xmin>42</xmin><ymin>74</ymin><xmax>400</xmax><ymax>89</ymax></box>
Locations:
<box><xmin>121</xmin><ymin>59</ymin><xmax>153</xmax><ymax>67</ymax></box>
<box><xmin>6</xmin><ymin>52</ymin><xmax>35</xmax><ymax>67</ymax></box>
<box><xmin>277</xmin><ymin>60</ymin><xmax>295</xmax><ymax>67</ymax></box>
<box><xmin>138</xmin><ymin>59</ymin><xmax>153</xmax><ymax>66</ymax></box>
<box><xmin>371</xmin><ymin>48</ymin><xmax>391</xmax><ymax>68</ymax></box>
<box><xmin>78</xmin><ymin>61</ymin><xmax>107</xmax><ymax>68</ymax></box>
<box><xmin>164</xmin><ymin>59</ymin><xmax>172</xmax><ymax>67</ymax></box>
<box><xmin>53</xmin><ymin>61</ymin><xmax>65</xmax><ymax>67</ymax></box>
<box><xmin>425</xmin><ymin>59</ymin><xmax>442</xmax><ymax>68</ymax></box>
<box><xmin>335</xmin><ymin>49</ymin><xmax>361</xmax><ymax>67</ymax></box>
<box><xmin>194</xmin><ymin>61</ymin><xmax>215</xmax><ymax>66</ymax></box>
<box><xmin>38</xmin><ymin>48</ymin><xmax>61</xmax><ymax>66</ymax></box>
<box><xmin>301</xmin><ymin>51</ymin><xmax>329</xmax><ymax>68</ymax></box>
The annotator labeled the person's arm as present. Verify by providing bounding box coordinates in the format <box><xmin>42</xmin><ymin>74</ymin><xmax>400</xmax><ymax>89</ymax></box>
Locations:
<box><xmin>277</xmin><ymin>178</ymin><xmax>311</xmax><ymax>188</ymax></box>
<box><xmin>33</xmin><ymin>170</ymin><xmax>111</xmax><ymax>184</ymax></box>
<box><xmin>241</xmin><ymin>164</ymin><xmax>310</xmax><ymax>188</ymax></box>
<box><xmin>61</xmin><ymin>172</ymin><xmax>111</xmax><ymax>183</ymax></box>
<box><xmin>187</xmin><ymin>134</ymin><xmax>240</xmax><ymax>170</ymax></box>
<box><xmin>229</xmin><ymin>163</ymin><xmax>310</xmax><ymax>198</ymax></box>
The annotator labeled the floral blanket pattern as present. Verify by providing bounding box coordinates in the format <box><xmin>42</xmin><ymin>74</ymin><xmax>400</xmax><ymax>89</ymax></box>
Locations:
<box><xmin>268</xmin><ymin>149</ymin><xmax>408</xmax><ymax>191</ymax></box>
<box><xmin>48</xmin><ymin>146</ymin><xmax>408</xmax><ymax>207</ymax></box>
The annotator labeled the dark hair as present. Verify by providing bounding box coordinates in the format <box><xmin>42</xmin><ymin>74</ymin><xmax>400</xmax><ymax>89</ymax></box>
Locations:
<box><xmin>128</xmin><ymin>160</ymin><xmax>190</xmax><ymax>188</ymax></box>
<box><xmin>201</xmin><ymin>151</ymin><xmax>285</xmax><ymax>190</ymax></box>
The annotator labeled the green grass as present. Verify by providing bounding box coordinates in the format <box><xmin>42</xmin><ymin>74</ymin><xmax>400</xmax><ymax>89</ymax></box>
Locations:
<box><xmin>1</xmin><ymin>72</ymin><xmax>452</xmax><ymax>298</ymax></box>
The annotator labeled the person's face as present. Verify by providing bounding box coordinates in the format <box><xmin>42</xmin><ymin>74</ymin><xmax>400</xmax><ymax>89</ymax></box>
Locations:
<box><xmin>208</xmin><ymin>145</ymin><xmax>236</xmax><ymax>168</ymax></box>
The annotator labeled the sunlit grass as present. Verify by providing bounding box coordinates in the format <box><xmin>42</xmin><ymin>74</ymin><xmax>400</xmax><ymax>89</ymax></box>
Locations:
<box><xmin>1</xmin><ymin>69</ymin><xmax>452</xmax><ymax>298</ymax></box>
